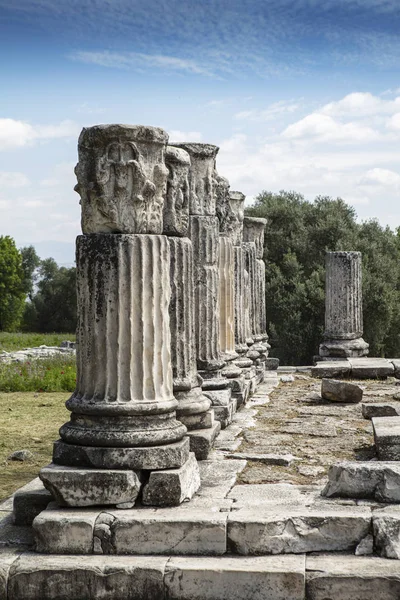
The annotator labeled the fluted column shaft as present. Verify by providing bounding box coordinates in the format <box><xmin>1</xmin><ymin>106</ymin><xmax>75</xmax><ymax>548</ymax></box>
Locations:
<box><xmin>61</xmin><ymin>234</ymin><xmax>186</xmax><ymax>448</ymax></box>
<box><xmin>324</xmin><ymin>251</ymin><xmax>363</xmax><ymax>340</ymax></box>
<box><xmin>189</xmin><ymin>215</ymin><xmax>223</xmax><ymax>371</ymax></box>
<box><xmin>243</xmin><ymin>242</ymin><xmax>258</xmax><ymax>339</ymax></box>
<box><xmin>219</xmin><ymin>235</ymin><xmax>236</xmax><ymax>357</ymax></box>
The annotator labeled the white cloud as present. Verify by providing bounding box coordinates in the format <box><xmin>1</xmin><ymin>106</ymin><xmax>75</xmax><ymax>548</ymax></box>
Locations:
<box><xmin>282</xmin><ymin>113</ymin><xmax>379</xmax><ymax>143</ymax></box>
<box><xmin>235</xmin><ymin>100</ymin><xmax>301</xmax><ymax>121</ymax></box>
<box><xmin>0</xmin><ymin>171</ymin><xmax>30</xmax><ymax>187</ymax></box>
<box><xmin>70</xmin><ymin>51</ymin><xmax>215</xmax><ymax>77</ymax></box>
<box><xmin>360</xmin><ymin>168</ymin><xmax>400</xmax><ymax>187</ymax></box>
<box><xmin>167</xmin><ymin>130</ymin><xmax>203</xmax><ymax>142</ymax></box>
<box><xmin>320</xmin><ymin>92</ymin><xmax>400</xmax><ymax>118</ymax></box>
<box><xmin>0</xmin><ymin>118</ymin><xmax>79</xmax><ymax>150</ymax></box>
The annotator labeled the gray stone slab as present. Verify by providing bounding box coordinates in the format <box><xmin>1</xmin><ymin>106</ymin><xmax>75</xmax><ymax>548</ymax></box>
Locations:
<box><xmin>228</xmin><ymin>506</ymin><xmax>371</xmax><ymax>554</ymax></box>
<box><xmin>13</xmin><ymin>487</ymin><xmax>53</xmax><ymax>526</ymax></box>
<box><xmin>53</xmin><ymin>436</ymin><xmax>190</xmax><ymax>470</ymax></box>
<box><xmin>6</xmin><ymin>553</ymin><xmax>168</xmax><ymax>600</ymax></box>
<box><xmin>373</xmin><ymin>416</ymin><xmax>400</xmax><ymax>460</ymax></box>
<box><xmin>362</xmin><ymin>402</ymin><xmax>400</xmax><ymax>419</ymax></box>
<box><xmin>186</xmin><ymin>421</ymin><xmax>221</xmax><ymax>460</ymax></box>
<box><xmin>40</xmin><ymin>464</ymin><xmax>142</xmax><ymax>507</ymax></box>
<box><xmin>179</xmin><ymin>410</ymin><xmax>214</xmax><ymax>431</ymax></box>
<box><xmin>350</xmin><ymin>357</ymin><xmax>395</xmax><ymax>379</ymax></box>
<box><xmin>226</xmin><ymin>453</ymin><xmax>296</xmax><ymax>466</ymax></box>
<box><xmin>96</xmin><ymin>508</ymin><xmax>227</xmax><ymax>555</ymax></box>
<box><xmin>33</xmin><ymin>505</ymin><xmax>99</xmax><ymax>554</ymax></box>
<box><xmin>142</xmin><ymin>452</ymin><xmax>200</xmax><ymax>507</ymax></box>
<box><xmin>306</xmin><ymin>554</ymin><xmax>400</xmax><ymax>599</ymax></box>
<box><xmin>227</xmin><ymin>483</ymin><xmax>317</xmax><ymax>508</ymax></box>
<box><xmin>322</xmin><ymin>460</ymin><xmax>400</xmax><ymax>502</ymax></box>
<box><xmin>164</xmin><ymin>555</ymin><xmax>305</xmax><ymax>600</ymax></box>
<box><xmin>311</xmin><ymin>361</ymin><xmax>351</xmax><ymax>379</ymax></box>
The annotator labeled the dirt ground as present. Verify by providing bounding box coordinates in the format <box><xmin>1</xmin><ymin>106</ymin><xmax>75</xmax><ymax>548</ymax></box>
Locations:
<box><xmin>237</xmin><ymin>373</ymin><xmax>400</xmax><ymax>486</ymax></box>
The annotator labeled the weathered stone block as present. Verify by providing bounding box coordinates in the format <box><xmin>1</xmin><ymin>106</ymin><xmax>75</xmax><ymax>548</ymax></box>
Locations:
<box><xmin>228</xmin><ymin>507</ymin><xmax>371</xmax><ymax>554</ymax></box>
<box><xmin>178</xmin><ymin>409</ymin><xmax>214</xmax><ymax>431</ymax></box>
<box><xmin>96</xmin><ymin>508</ymin><xmax>227</xmax><ymax>555</ymax></box>
<box><xmin>311</xmin><ymin>361</ymin><xmax>351</xmax><ymax>378</ymax></box>
<box><xmin>373</xmin><ymin>416</ymin><xmax>400</xmax><ymax>460</ymax></box>
<box><xmin>306</xmin><ymin>554</ymin><xmax>400</xmax><ymax>600</ymax></box>
<box><xmin>142</xmin><ymin>452</ymin><xmax>200</xmax><ymax>507</ymax></box>
<box><xmin>186</xmin><ymin>421</ymin><xmax>221</xmax><ymax>460</ymax></box>
<box><xmin>265</xmin><ymin>357</ymin><xmax>279</xmax><ymax>371</ymax></box>
<box><xmin>373</xmin><ymin>507</ymin><xmax>400</xmax><ymax>559</ymax></box>
<box><xmin>362</xmin><ymin>402</ymin><xmax>400</xmax><ymax>419</ymax></box>
<box><xmin>321</xmin><ymin>378</ymin><xmax>363</xmax><ymax>403</ymax></box>
<box><xmin>7</xmin><ymin>553</ymin><xmax>167</xmax><ymax>600</ymax></box>
<box><xmin>164</xmin><ymin>555</ymin><xmax>305</xmax><ymax>600</ymax></box>
<box><xmin>33</xmin><ymin>506</ymin><xmax>99</xmax><ymax>554</ymax></box>
<box><xmin>350</xmin><ymin>357</ymin><xmax>394</xmax><ymax>379</ymax></box>
<box><xmin>322</xmin><ymin>461</ymin><xmax>400</xmax><ymax>502</ymax></box>
<box><xmin>0</xmin><ymin>548</ymin><xmax>21</xmax><ymax>600</ymax></box>
<box><xmin>53</xmin><ymin>437</ymin><xmax>190</xmax><ymax>471</ymax></box>
<box><xmin>40</xmin><ymin>464</ymin><xmax>142</xmax><ymax>507</ymax></box>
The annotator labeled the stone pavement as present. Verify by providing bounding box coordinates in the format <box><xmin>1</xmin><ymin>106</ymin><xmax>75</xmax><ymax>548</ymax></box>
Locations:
<box><xmin>3</xmin><ymin>372</ymin><xmax>400</xmax><ymax>598</ymax></box>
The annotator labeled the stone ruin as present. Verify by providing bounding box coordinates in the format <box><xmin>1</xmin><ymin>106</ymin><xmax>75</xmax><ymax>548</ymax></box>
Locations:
<box><xmin>37</xmin><ymin>124</ymin><xmax>270</xmax><ymax>510</ymax></box>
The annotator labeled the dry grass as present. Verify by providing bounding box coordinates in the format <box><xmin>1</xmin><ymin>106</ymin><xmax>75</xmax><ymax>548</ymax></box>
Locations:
<box><xmin>0</xmin><ymin>391</ymin><xmax>70</xmax><ymax>501</ymax></box>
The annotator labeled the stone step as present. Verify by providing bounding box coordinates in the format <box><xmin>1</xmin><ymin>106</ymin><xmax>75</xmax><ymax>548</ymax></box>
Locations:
<box><xmin>362</xmin><ymin>402</ymin><xmax>400</xmax><ymax>419</ymax></box>
<box><xmin>306</xmin><ymin>554</ymin><xmax>400</xmax><ymax>599</ymax></box>
<box><xmin>1</xmin><ymin>551</ymin><xmax>305</xmax><ymax>600</ymax></box>
<box><xmin>373</xmin><ymin>416</ymin><xmax>400</xmax><ymax>460</ymax></box>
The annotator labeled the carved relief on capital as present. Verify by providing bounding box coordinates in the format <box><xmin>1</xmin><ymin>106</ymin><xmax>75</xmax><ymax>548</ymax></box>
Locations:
<box><xmin>75</xmin><ymin>124</ymin><xmax>169</xmax><ymax>235</ymax></box>
<box><xmin>163</xmin><ymin>146</ymin><xmax>191</xmax><ymax>237</ymax></box>
<box><xmin>243</xmin><ymin>216</ymin><xmax>267</xmax><ymax>259</ymax></box>
<box><xmin>229</xmin><ymin>191</ymin><xmax>245</xmax><ymax>246</ymax></box>
<box><xmin>171</xmin><ymin>143</ymin><xmax>219</xmax><ymax>216</ymax></box>
<box><xmin>214</xmin><ymin>171</ymin><xmax>236</xmax><ymax>238</ymax></box>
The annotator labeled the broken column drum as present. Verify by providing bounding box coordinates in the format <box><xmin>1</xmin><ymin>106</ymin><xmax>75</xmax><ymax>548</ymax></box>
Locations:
<box><xmin>320</xmin><ymin>251</ymin><xmax>369</xmax><ymax>358</ymax></box>
<box><xmin>163</xmin><ymin>146</ymin><xmax>218</xmax><ymax>458</ymax></box>
<box><xmin>44</xmin><ymin>125</ymin><xmax>200</xmax><ymax>508</ymax></box>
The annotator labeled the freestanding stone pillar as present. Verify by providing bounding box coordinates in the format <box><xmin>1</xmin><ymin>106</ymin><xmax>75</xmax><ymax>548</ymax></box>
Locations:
<box><xmin>163</xmin><ymin>146</ymin><xmax>220</xmax><ymax>459</ymax></box>
<box><xmin>41</xmin><ymin>125</ymin><xmax>200</xmax><ymax>508</ymax></box>
<box><xmin>229</xmin><ymin>192</ymin><xmax>247</xmax><ymax>355</ymax></box>
<box><xmin>319</xmin><ymin>251</ymin><xmax>369</xmax><ymax>358</ymax></box>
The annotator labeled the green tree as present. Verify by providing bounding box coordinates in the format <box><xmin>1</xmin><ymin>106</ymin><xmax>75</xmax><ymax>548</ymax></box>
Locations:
<box><xmin>20</xmin><ymin>245</ymin><xmax>41</xmax><ymax>300</ymax></box>
<box><xmin>23</xmin><ymin>259</ymin><xmax>77</xmax><ymax>333</ymax></box>
<box><xmin>247</xmin><ymin>190</ymin><xmax>400</xmax><ymax>364</ymax></box>
<box><xmin>0</xmin><ymin>236</ymin><xmax>25</xmax><ymax>331</ymax></box>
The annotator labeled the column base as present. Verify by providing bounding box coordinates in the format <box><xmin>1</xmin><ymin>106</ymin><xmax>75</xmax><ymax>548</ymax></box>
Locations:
<box><xmin>52</xmin><ymin>437</ymin><xmax>190</xmax><ymax>471</ymax></box>
<box><xmin>186</xmin><ymin>421</ymin><xmax>221</xmax><ymax>460</ymax></box>
<box><xmin>319</xmin><ymin>337</ymin><xmax>369</xmax><ymax>359</ymax></box>
<box><xmin>203</xmin><ymin>389</ymin><xmax>237</xmax><ymax>429</ymax></box>
<box><xmin>142</xmin><ymin>453</ymin><xmax>200</xmax><ymax>507</ymax></box>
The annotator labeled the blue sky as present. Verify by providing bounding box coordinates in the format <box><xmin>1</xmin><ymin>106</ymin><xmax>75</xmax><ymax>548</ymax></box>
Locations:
<box><xmin>1</xmin><ymin>0</ymin><xmax>400</xmax><ymax>264</ymax></box>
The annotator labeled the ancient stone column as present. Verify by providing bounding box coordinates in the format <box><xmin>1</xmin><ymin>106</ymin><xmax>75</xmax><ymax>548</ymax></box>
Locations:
<box><xmin>243</xmin><ymin>216</ymin><xmax>269</xmax><ymax>383</ymax></box>
<box><xmin>41</xmin><ymin>125</ymin><xmax>200</xmax><ymax>509</ymax></box>
<box><xmin>229</xmin><ymin>192</ymin><xmax>247</xmax><ymax>355</ymax></box>
<box><xmin>319</xmin><ymin>251</ymin><xmax>369</xmax><ymax>358</ymax></box>
<box><xmin>163</xmin><ymin>146</ymin><xmax>220</xmax><ymax>459</ymax></box>
<box><xmin>172</xmin><ymin>143</ymin><xmax>234</xmax><ymax>428</ymax></box>
<box><xmin>215</xmin><ymin>172</ymin><xmax>238</xmax><ymax>363</ymax></box>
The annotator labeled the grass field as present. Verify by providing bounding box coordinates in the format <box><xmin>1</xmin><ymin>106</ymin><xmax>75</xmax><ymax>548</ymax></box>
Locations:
<box><xmin>0</xmin><ymin>332</ymin><xmax>75</xmax><ymax>352</ymax></box>
<box><xmin>0</xmin><ymin>391</ymin><xmax>70</xmax><ymax>501</ymax></box>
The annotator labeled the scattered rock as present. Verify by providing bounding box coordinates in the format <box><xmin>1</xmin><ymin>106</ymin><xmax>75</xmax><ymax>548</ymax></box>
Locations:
<box><xmin>362</xmin><ymin>402</ymin><xmax>400</xmax><ymax>419</ymax></box>
<box><xmin>280</xmin><ymin>375</ymin><xmax>295</xmax><ymax>383</ymax></box>
<box><xmin>7</xmin><ymin>450</ymin><xmax>34</xmax><ymax>462</ymax></box>
<box><xmin>355</xmin><ymin>533</ymin><xmax>374</xmax><ymax>556</ymax></box>
<box><xmin>321</xmin><ymin>378</ymin><xmax>363</xmax><ymax>403</ymax></box>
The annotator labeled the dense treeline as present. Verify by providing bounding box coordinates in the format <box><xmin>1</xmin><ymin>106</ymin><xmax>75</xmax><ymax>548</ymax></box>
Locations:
<box><xmin>246</xmin><ymin>191</ymin><xmax>400</xmax><ymax>365</ymax></box>
<box><xmin>0</xmin><ymin>237</ymin><xmax>76</xmax><ymax>334</ymax></box>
